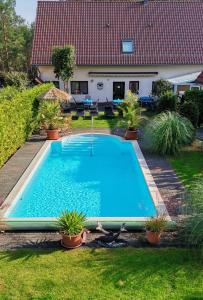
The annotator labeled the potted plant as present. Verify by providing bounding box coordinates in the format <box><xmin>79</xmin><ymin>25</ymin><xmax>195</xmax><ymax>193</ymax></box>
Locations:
<box><xmin>58</xmin><ymin>210</ymin><xmax>86</xmax><ymax>249</ymax></box>
<box><xmin>145</xmin><ymin>216</ymin><xmax>167</xmax><ymax>245</ymax></box>
<box><xmin>118</xmin><ymin>91</ymin><xmax>145</xmax><ymax>140</ymax></box>
<box><xmin>38</xmin><ymin>100</ymin><xmax>64</xmax><ymax>140</ymax></box>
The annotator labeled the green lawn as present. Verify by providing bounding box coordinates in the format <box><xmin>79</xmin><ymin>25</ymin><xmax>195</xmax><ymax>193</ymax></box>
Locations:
<box><xmin>72</xmin><ymin>113</ymin><xmax>120</xmax><ymax>129</ymax></box>
<box><xmin>169</xmin><ymin>151</ymin><xmax>203</xmax><ymax>189</ymax></box>
<box><xmin>0</xmin><ymin>248</ymin><xmax>202</xmax><ymax>300</ymax></box>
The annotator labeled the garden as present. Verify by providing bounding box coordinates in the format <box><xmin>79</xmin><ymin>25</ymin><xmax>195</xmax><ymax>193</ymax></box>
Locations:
<box><xmin>0</xmin><ymin>74</ymin><xmax>203</xmax><ymax>299</ymax></box>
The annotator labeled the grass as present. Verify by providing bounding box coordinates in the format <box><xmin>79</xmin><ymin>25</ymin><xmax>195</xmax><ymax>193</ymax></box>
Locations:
<box><xmin>71</xmin><ymin>109</ymin><xmax>152</xmax><ymax>129</ymax></box>
<box><xmin>169</xmin><ymin>150</ymin><xmax>203</xmax><ymax>189</ymax></box>
<box><xmin>71</xmin><ymin>112</ymin><xmax>119</xmax><ymax>129</ymax></box>
<box><xmin>0</xmin><ymin>248</ymin><xmax>202</xmax><ymax>300</ymax></box>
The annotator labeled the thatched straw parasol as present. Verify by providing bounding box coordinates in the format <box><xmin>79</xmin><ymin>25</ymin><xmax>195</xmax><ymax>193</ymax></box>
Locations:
<box><xmin>38</xmin><ymin>87</ymin><xmax>72</xmax><ymax>103</ymax></box>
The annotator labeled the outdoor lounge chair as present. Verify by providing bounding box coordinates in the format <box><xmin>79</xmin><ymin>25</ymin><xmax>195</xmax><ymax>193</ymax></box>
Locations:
<box><xmin>76</xmin><ymin>103</ymin><xmax>85</xmax><ymax>117</ymax></box>
<box><xmin>61</xmin><ymin>102</ymin><xmax>71</xmax><ymax>113</ymax></box>
<box><xmin>104</xmin><ymin>105</ymin><xmax>115</xmax><ymax>118</ymax></box>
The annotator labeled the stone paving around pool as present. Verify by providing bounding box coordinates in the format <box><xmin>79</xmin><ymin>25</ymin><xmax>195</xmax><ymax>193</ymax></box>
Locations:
<box><xmin>0</xmin><ymin>129</ymin><xmax>185</xmax><ymax>250</ymax></box>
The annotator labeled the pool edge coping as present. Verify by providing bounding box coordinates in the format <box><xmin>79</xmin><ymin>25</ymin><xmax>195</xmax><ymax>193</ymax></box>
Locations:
<box><xmin>0</xmin><ymin>133</ymin><xmax>171</xmax><ymax>230</ymax></box>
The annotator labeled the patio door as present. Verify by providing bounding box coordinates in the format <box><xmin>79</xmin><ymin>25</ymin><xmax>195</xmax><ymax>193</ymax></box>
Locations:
<box><xmin>113</xmin><ymin>82</ymin><xmax>125</xmax><ymax>100</ymax></box>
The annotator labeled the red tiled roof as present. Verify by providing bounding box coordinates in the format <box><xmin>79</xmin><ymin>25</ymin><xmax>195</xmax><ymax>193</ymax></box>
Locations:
<box><xmin>31</xmin><ymin>0</ymin><xmax>203</xmax><ymax>66</ymax></box>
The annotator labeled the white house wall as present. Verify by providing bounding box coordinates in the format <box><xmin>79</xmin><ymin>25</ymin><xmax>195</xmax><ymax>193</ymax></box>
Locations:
<box><xmin>38</xmin><ymin>65</ymin><xmax>203</xmax><ymax>101</ymax></box>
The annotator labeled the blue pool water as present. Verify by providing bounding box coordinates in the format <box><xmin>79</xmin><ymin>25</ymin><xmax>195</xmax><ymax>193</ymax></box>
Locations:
<box><xmin>8</xmin><ymin>135</ymin><xmax>156</xmax><ymax>218</ymax></box>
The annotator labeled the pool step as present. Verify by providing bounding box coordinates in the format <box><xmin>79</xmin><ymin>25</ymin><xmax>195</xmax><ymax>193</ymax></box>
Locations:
<box><xmin>61</xmin><ymin>140</ymin><xmax>97</xmax><ymax>156</ymax></box>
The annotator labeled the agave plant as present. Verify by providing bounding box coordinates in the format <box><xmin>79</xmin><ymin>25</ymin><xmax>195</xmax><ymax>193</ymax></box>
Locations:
<box><xmin>145</xmin><ymin>111</ymin><xmax>195</xmax><ymax>156</ymax></box>
<box><xmin>58</xmin><ymin>210</ymin><xmax>86</xmax><ymax>236</ymax></box>
<box><xmin>38</xmin><ymin>100</ymin><xmax>64</xmax><ymax>130</ymax></box>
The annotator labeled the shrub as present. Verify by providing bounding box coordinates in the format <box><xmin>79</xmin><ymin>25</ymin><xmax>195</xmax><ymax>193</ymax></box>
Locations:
<box><xmin>145</xmin><ymin>112</ymin><xmax>195</xmax><ymax>155</ymax></box>
<box><xmin>183</xmin><ymin>180</ymin><xmax>203</xmax><ymax>254</ymax></box>
<box><xmin>179</xmin><ymin>101</ymin><xmax>200</xmax><ymax>128</ymax></box>
<box><xmin>156</xmin><ymin>91</ymin><xmax>178</xmax><ymax>113</ymax></box>
<box><xmin>4</xmin><ymin>71</ymin><xmax>29</xmax><ymax>91</ymax></box>
<box><xmin>184</xmin><ymin>90</ymin><xmax>203</xmax><ymax>126</ymax></box>
<box><xmin>58</xmin><ymin>210</ymin><xmax>86</xmax><ymax>236</ymax></box>
<box><xmin>0</xmin><ymin>83</ymin><xmax>53</xmax><ymax>168</ymax></box>
<box><xmin>152</xmin><ymin>79</ymin><xmax>172</xmax><ymax>97</ymax></box>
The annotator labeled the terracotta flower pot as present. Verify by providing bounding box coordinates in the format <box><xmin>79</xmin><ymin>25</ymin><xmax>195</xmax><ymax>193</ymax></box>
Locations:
<box><xmin>46</xmin><ymin>129</ymin><xmax>59</xmax><ymax>140</ymax></box>
<box><xmin>146</xmin><ymin>231</ymin><xmax>161</xmax><ymax>245</ymax></box>
<box><xmin>61</xmin><ymin>232</ymin><xmax>83</xmax><ymax>249</ymax></box>
<box><xmin>125</xmin><ymin>129</ymin><xmax>138</xmax><ymax>140</ymax></box>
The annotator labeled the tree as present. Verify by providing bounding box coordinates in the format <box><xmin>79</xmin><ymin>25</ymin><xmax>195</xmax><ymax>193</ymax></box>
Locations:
<box><xmin>0</xmin><ymin>0</ymin><xmax>33</xmax><ymax>72</ymax></box>
<box><xmin>51</xmin><ymin>45</ymin><xmax>76</xmax><ymax>91</ymax></box>
<box><xmin>152</xmin><ymin>79</ymin><xmax>172</xmax><ymax>98</ymax></box>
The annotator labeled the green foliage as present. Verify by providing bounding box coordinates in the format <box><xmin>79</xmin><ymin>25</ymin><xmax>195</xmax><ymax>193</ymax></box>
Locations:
<box><xmin>145</xmin><ymin>217</ymin><xmax>167</xmax><ymax>232</ymax></box>
<box><xmin>152</xmin><ymin>79</ymin><xmax>172</xmax><ymax>97</ymax></box>
<box><xmin>156</xmin><ymin>91</ymin><xmax>178</xmax><ymax>113</ymax></box>
<box><xmin>52</xmin><ymin>45</ymin><xmax>76</xmax><ymax>88</ymax></box>
<box><xmin>179</xmin><ymin>101</ymin><xmax>199</xmax><ymax>128</ymax></box>
<box><xmin>184</xmin><ymin>89</ymin><xmax>203</xmax><ymax>125</ymax></box>
<box><xmin>4</xmin><ymin>71</ymin><xmax>29</xmax><ymax>90</ymax></box>
<box><xmin>0</xmin><ymin>0</ymin><xmax>33</xmax><ymax>72</ymax></box>
<box><xmin>0</xmin><ymin>83</ymin><xmax>53</xmax><ymax>168</ymax></box>
<box><xmin>118</xmin><ymin>91</ymin><xmax>145</xmax><ymax>129</ymax></box>
<box><xmin>145</xmin><ymin>112</ymin><xmax>195</xmax><ymax>155</ymax></box>
<box><xmin>183</xmin><ymin>179</ymin><xmax>203</xmax><ymax>254</ymax></box>
<box><xmin>58</xmin><ymin>210</ymin><xmax>86</xmax><ymax>236</ymax></box>
<box><xmin>38</xmin><ymin>100</ymin><xmax>64</xmax><ymax>130</ymax></box>
<box><xmin>0</xmin><ymin>85</ymin><xmax>17</xmax><ymax>100</ymax></box>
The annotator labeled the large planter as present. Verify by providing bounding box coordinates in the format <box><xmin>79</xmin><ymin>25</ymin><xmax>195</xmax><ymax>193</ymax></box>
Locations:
<box><xmin>46</xmin><ymin>129</ymin><xmax>59</xmax><ymax>140</ymax></box>
<box><xmin>125</xmin><ymin>129</ymin><xmax>138</xmax><ymax>140</ymax></box>
<box><xmin>61</xmin><ymin>232</ymin><xmax>83</xmax><ymax>249</ymax></box>
<box><xmin>146</xmin><ymin>231</ymin><xmax>161</xmax><ymax>245</ymax></box>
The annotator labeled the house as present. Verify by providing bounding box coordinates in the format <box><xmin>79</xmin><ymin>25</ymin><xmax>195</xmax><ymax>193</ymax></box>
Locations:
<box><xmin>31</xmin><ymin>0</ymin><xmax>203</xmax><ymax>101</ymax></box>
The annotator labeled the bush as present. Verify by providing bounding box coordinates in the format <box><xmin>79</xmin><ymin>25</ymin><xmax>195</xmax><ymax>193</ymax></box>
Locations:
<box><xmin>183</xmin><ymin>180</ymin><xmax>203</xmax><ymax>254</ymax></box>
<box><xmin>179</xmin><ymin>101</ymin><xmax>200</xmax><ymax>128</ymax></box>
<box><xmin>152</xmin><ymin>79</ymin><xmax>172</xmax><ymax>97</ymax></box>
<box><xmin>4</xmin><ymin>71</ymin><xmax>29</xmax><ymax>91</ymax></box>
<box><xmin>184</xmin><ymin>90</ymin><xmax>203</xmax><ymax>126</ymax></box>
<box><xmin>156</xmin><ymin>91</ymin><xmax>178</xmax><ymax>113</ymax></box>
<box><xmin>145</xmin><ymin>112</ymin><xmax>195</xmax><ymax>155</ymax></box>
<box><xmin>0</xmin><ymin>83</ymin><xmax>53</xmax><ymax>168</ymax></box>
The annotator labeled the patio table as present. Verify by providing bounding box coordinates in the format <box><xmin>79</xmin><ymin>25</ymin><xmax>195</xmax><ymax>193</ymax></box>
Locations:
<box><xmin>83</xmin><ymin>98</ymin><xmax>93</xmax><ymax>108</ymax></box>
<box><xmin>112</xmin><ymin>99</ymin><xmax>124</xmax><ymax>105</ymax></box>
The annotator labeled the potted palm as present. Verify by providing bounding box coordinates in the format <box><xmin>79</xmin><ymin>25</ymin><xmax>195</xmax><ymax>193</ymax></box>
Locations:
<box><xmin>118</xmin><ymin>91</ymin><xmax>144</xmax><ymax>140</ymax></box>
<box><xmin>58</xmin><ymin>210</ymin><xmax>86</xmax><ymax>249</ymax></box>
<box><xmin>38</xmin><ymin>100</ymin><xmax>64</xmax><ymax>140</ymax></box>
<box><xmin>145</xmin><ymin>216</ymin><xmax>167</xmax><ymax>245</ymax></box>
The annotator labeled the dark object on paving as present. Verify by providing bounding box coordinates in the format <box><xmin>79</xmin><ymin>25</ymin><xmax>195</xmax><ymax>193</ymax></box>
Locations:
<box><xmin>93</xmin><ymin>222</ymin><xmax>128</xmax><ymax>247</ymax></box>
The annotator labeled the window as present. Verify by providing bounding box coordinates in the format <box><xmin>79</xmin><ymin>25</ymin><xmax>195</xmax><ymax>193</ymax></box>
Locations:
<box><xmin>122</xmin><ymin>40</ymin><xmax>134</xmax><ymax>53</ymax></box>
<box><xmin>191</xmin><ymin>86</ymin><xmax>200</xmax><ymax>91</ymax></box>
<box><xmin>129</xmin><ymin>81</ymin><xmax>139</xmax><ymax>94</ymax></box>
<box><xmin>71</xmin><ymin>81</ymin><xmax>88</xmax><ymax>95</ymax></box>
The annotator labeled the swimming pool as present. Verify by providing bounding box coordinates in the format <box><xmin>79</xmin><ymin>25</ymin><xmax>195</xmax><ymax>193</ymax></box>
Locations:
<box><xmin>2</xmin><ymin>134</ymin><xmax>169</xmax><ymax>229</ymax></box>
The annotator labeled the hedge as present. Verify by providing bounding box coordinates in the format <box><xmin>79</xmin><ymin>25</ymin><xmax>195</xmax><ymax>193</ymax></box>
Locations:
<box><xmin>0</xmin><ymin>83</ymin><xmax>53</xmax><ymax>168</ymax></box>
<box><xmin>184</xmin><ymin>90</ymin><xmax>203</xmax><ymax>126</ymax></box>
